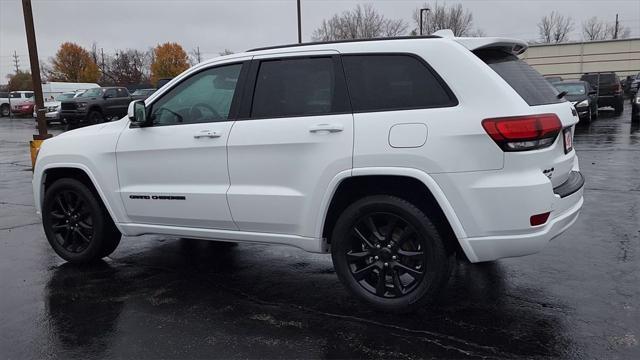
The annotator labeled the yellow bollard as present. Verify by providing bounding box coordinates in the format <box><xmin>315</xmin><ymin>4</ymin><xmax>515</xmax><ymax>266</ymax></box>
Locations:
<box><xmin>29</xmin><ymin>139</ymin><xmax>43</xmax><ymax>170</ymax></box>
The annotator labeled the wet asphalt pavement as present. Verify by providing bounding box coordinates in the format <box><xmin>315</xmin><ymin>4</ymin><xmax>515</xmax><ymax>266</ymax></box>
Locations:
<box><xmin>1</xmin><ymin>106</ymin><xmax>639</xmax><ymax>359</ymax></box>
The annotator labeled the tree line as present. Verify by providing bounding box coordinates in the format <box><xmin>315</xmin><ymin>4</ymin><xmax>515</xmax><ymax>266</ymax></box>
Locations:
<box><xmin>5</xmin><ymin>42</ymin><xmax>232</xmax><ymax>91</ymax></box>
<box><xmin>313</xmin><ymin>2</ymin><xmax>631</xmax><ymax>43</ymax></box>
<box><xmin>5</xmin><ymin>2</ymin><xmax>633</xmax><ymax>91</ymax></box>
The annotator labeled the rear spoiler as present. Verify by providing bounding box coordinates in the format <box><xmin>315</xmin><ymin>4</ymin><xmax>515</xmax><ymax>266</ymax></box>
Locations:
<box><xmin>433</xmin><ymin>29</ymin><xmax>528</xmax><ymax>55</ymax></box>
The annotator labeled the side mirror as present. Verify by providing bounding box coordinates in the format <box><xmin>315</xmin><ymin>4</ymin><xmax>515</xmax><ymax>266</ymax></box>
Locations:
<box><xmin>128</xmin><ymin>100</ymin><xmax>148</xmax><ymax>126</ymax></box>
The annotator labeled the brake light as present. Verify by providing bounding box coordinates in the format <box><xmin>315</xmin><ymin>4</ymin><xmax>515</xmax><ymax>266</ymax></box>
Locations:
<box><xmin>482</xmin><ymin>114</ymin><xmax>562</xmax><ymax>151</ymax></box>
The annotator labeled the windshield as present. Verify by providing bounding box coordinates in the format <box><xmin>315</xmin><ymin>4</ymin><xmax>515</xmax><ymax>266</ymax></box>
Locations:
<box><xmin>54</xmin><ymin>93</ymin><xmax>76</xmax><ymax>101</ymax></box>
<box><xmin>554</xmin><ymin>83</ymin><xmax>586</xmax><ymax>96</ymax></box>
<box><xmin>81</xmin><ymin>88</ymin><xmax>103</xmax><ymax>97</ymax></box>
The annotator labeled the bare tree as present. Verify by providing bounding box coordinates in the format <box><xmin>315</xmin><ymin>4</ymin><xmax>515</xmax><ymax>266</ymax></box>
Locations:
<box><xmin>582</xmin><ymin>16</ymin><xmax>606</xmax><ymax>40</ymax></box>
<box><xmin>104</xmin><ymin>49</ymin><xmax>150</xmax><ymax>86</ymax></box>
<box><xmin>413</xmin><ymin>2</ymin><xmax>477</xmax><ymax>36</ymax></box>
<box><xmin>312</xmin><ymin>4</ymin><xmax>407</xmax><ymax>41</ymax></box>
<box><xmin>582</xmin><ymin>16</ymin><xmax>631</xmax><ymax>41</ymax></box>
<box><xmin>605</xmin><ymin>22</ymin><xmax>631</xmax><ymax>39</ymax></box>
<box><xmin>537</xmin><ymin>11</ymin><xmax>574</xmax><ymax>43</ymax></box>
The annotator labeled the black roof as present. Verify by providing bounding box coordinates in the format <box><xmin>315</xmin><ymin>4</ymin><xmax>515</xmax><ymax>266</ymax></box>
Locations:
<box><xmin>247</xmin><ymin>35</ymin><xmax>440</xmax><ymax>52</ymax></box>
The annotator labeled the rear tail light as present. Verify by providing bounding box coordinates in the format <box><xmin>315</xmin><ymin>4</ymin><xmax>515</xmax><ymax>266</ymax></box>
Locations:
<box><xmin>482</xmin><ymin>114</ymin><xmax>562</xmax><ymax>151</ymax></box>
<box><xmin>530</xmin><ymin>212</ymin><xmax>550</xmax><ymax>226</ymax></box>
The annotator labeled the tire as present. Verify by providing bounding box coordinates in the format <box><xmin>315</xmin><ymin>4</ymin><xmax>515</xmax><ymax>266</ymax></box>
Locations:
<box><xmin>614</xmin><ymin>101</ymin><xmax>623</xmax><ymax>116</ymax></box>
<box><xmin>42</xmin><ymin>178</ymin><xmax>121</xmax><ymax>263</ymax></box>
<box><xmin>0</xmin><ymin>104</ymin><xmax>9</xmax><ymax>117</ymax></box>
<box><xmin>331</xmin><ymin>195</ymin><xmax>453</xmax><ymax>313</ymax></box>
<box><xmin>87</xmin><ymin>110</ymin><xmax>104</xmax><ymax>124</ymax></box>
<box><xmin>584</xmin><ymin>109</ymin><xmax>592</xmax><ymax>124</ymax></box>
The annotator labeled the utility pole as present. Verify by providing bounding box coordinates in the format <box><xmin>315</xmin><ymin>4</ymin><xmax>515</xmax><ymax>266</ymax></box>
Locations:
<box><xmin>613</xmin><ymin>14</ymin><xmax>619</xmax><ymax>39</ymax></box>
<box><xmin>419</xmin><ymin>8</ymin><xmax>430</xmax><ymax>36</ymax></box>
<box><xmin>297</xmin><ymin>0</ymin><xmax>302</xmax><ymax>43</ymax></box>
<box><xmin>21</xmin><ymin>0</ymin><xmax>50</xmax><ymax>143</ymax></box>
<box><xmin>12</xmin><ymin>51</ymin><xmax>20</xmax><ymax>73</ymax></box>
<box><xmin>194</xmin><ymin>46</ymin><xmax>202</xmax><ymax>63</ymax></box>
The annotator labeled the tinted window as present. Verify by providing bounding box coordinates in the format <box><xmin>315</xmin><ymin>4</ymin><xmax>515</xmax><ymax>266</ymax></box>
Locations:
<box><xmin>116</xmin><ymin>88</ymin><xmax>128</xmax><ymax>97</ymax></box>
<box><xmin>104</xmin><ymin>89</ymin><xmax>117</xmax><ymax>98</ymax></box>
<box><xmin>150</xmin><ymin>64</ymin><xmax>242</xmax><ymax>126</ymax></box>
<box><xmin>0</xmin><ymin>92</ymin><xmax>8</xmax><ymax>98</ymax></box>
<box><xmin>10</xmin><ymin>93</ymin><xmax>21</xmax><ymax>98</ymax></box>
<box><xmin>554</xmin><ymin>83</ymin><xmax>586</xmax><ymax>96</ymax></box>
<box><xmin>475</xmin><ymin>49</ymin><xmax>562</xmax><ymax>106</ymax></box>
<box><xmin>342</xmin><ymin>54</ymin><xmax>455</xmax><ymax>112</ymax></box>
<box><xmin>25</xmin><ymin>92</ymin><xmax>34</xmax><ymax>98</ymax></box>
<box><xmin>251</xmin><ymin>57</ymin><xmax>348</xmax><ymax>118</ymax></box>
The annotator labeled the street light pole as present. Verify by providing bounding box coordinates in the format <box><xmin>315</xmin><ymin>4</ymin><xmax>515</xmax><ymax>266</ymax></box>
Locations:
<box><xmin>21</xmin><ymin>0</ymin><xmax>49</xmax><ymax>141</ymax></box>
<box><xmin>419</xmin><ymin>8</ymin><xmax>430</xmax><ymax>36</ymax></box>
<box><xmin>297</xmin><ymin>0</ymin><xmax>302</xmax><ymax>43</ymax></box>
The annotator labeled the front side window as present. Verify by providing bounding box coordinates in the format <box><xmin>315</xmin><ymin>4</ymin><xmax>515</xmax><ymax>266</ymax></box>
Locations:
<box><xmin>116</xmin><ymin>88</ymin><xmax>128</xmax><ymax>97</ymax></box>
<box><xmin>83</xmin><ymin>88</ymin><xmax>103</xmax><ymax>97</ymax></box>
<box><xmin>105</xmin><ymin>89</ymin><xmax>117</xmax><ymax>98</ymax></box>
<box><xmin>150</xmin><ymin>64</ymin><xmax>242</xmax><ymax>126</ymax></box>
<box><xmin>251</xmin><ymin>57</ymin><xmax>348</xmax><ymax>118</ymax></box>
<box><xmin>342</xmin><ymin>54</ymin><xmax>456</xmax><ymax>112</ymax></box>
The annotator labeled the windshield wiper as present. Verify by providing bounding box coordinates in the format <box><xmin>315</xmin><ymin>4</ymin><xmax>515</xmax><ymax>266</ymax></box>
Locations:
<box><xmin>557</xmin><ymin>91</ymin><xmax>568</xmax><ymax>99</ymax></box>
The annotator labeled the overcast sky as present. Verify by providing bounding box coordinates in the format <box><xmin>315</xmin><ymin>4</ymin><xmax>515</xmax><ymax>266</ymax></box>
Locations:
<box><xmin>1</xmin><ymin>0</ymin><xmax>639</xmax><ymax>83</ymax></box>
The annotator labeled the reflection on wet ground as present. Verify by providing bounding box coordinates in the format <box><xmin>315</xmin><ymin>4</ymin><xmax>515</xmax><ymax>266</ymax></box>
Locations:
<box><xmin>1</xmin><ymin>106</ymin><xmax>639</xmax><ymax>359</ymax></box>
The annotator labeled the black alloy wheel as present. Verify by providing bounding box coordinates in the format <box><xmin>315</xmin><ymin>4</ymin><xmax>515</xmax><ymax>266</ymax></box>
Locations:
<box><xmin>42</xmin><ymin>178</ymin><xmax>121</xmax><ymax>263</ymax></box>
<box><xmin>48</xmin><ymin>189</ymin><xmax>95</xmax><ymax>253</ymax></box>
<box><xmin>346</xmin><ymin>212</ymin><xmax>426</xmax><ymax>298</ymax></box>
<box><xmin>331</xmin><ymin>195</ymin><xmax>452</xmax><ymax>313</ymax></box>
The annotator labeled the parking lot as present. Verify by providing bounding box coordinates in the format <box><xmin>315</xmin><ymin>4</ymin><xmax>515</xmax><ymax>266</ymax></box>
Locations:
<box><xmin>0</xmin><ymin>106</ymin><xmax>638</xmax><ymax>359</ymax></box>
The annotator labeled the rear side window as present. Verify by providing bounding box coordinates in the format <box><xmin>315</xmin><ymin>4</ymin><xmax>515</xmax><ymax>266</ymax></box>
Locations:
<box><xmin>475</xmin><ymin>49</ymin><xmax>562</xmax><ymax>106</ymax></box>
<box><xmin>342</xmin><ymin>54</ymin><xmax>456</xmax><ymax>112</ymax></box>
<box><xmin>251</xmin><ymin>57</ymin><xmax>349</xmax><ymax>118</ymax></box>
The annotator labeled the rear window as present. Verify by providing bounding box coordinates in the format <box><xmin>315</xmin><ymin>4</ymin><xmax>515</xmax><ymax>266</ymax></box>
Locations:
<box><xmin>475</xmin><ymin>49</ymin><xmax>562</xmax><ymax>106</ymax></box>
<box><xmin>342</xmin><ymin>54</ymin><xmax>456</xmax><ymax>112</ymax></box>
<box><xmin>581</xmin><ymin>73</ymin><xmax>617</xmax><ymax>86</ymax></box>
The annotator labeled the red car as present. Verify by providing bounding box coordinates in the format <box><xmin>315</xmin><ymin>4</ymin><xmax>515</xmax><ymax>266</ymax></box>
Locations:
<box><xmin>13</xmin><ymin>100</ymin><xmax>35</xmax><ymax>115</ymax></box>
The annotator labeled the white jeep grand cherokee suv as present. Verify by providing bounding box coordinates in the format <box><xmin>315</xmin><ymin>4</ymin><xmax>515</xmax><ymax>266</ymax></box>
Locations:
<box><xmin>33</xmin><ymin>31</ymin><xmax>584</xmax><ymax>312</ymax></box>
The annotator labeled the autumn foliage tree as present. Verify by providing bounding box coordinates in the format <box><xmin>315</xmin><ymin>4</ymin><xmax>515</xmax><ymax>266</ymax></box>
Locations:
<box><xmin>50</xmin><ymin>42</ymin><xmax>100</xmax><ymax>82</ymax></box>
<box><xmin>150</xmin><ymin>43</ymin><xmax>190</xmax><ymax>86</ymax></box>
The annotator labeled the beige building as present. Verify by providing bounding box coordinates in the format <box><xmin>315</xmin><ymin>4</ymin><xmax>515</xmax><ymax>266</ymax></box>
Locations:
<box><xmin>521</xmin><ymin>38</ymin><xmax>640</xmax><ymax>80</ymax></box>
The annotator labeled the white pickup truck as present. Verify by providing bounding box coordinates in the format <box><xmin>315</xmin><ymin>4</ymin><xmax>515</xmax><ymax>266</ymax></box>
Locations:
<box><xmin>0</xmin><ymin>91</ymin><xmax>9</xmax><ymax>117</ymax></box>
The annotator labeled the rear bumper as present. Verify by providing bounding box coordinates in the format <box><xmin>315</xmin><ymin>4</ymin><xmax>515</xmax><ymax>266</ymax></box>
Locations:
<box><xmin>464</xmin><ymin>188</ymin><xmax>583</xmax><ymax>262</ymax></box>
<box><xmin>432</xmin><ymin>165</ymin><xmax>584</xmax><ymax>263</ymax></box>
<box><xmin>597</xmin><ymin>95</ymin><xmax>623</xmax><ymax>107</ymax></box>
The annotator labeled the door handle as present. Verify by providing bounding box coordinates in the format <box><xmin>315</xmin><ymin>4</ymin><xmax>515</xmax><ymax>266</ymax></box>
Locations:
<box><xmin>193</xmin><ymin>130</ymin><xmax>222</xmax><ymax>139</ymax></box>
<box><xmin>309</xmin><ymin>124</ymin><xmax>344</xmax><ymax>133</ymax></box>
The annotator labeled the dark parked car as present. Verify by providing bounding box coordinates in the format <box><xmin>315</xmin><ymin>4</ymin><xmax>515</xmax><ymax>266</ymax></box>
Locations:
<box><xmin>554</xmin><ymin>80</ymin><xmax>598</xmax><ymax>123</ymax></box>
<box><xmin>60</xmin><ymin>87</ymin><xmax>131</xmax><ymax>128</ymax></box>
<box><xmin>131</xmin><ymin>88</ymin><xmax>156</xmax><ymax>100</ymax></box>
<box><xmin>580</xmin><ymin>72</ymin><xmax>624</xmax><ymax>115</ymax></box>
<box><xmin>627</xmin><ymin>73</ymin><xmax>640</xmax><ymax>99</ymax></box>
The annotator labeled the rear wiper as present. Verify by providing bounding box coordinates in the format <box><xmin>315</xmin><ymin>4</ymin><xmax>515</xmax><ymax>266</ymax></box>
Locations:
<box><xmin>557</xmin><ymin>91</ymin><xmax>568</xmax><ymax>99</ymax></box>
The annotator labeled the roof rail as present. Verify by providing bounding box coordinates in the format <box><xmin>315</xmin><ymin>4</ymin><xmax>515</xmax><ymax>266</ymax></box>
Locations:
<box><xmin>247</xmin><ymin>35</ymin><xmax>441</xmax><ymax>52</ymax></box>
